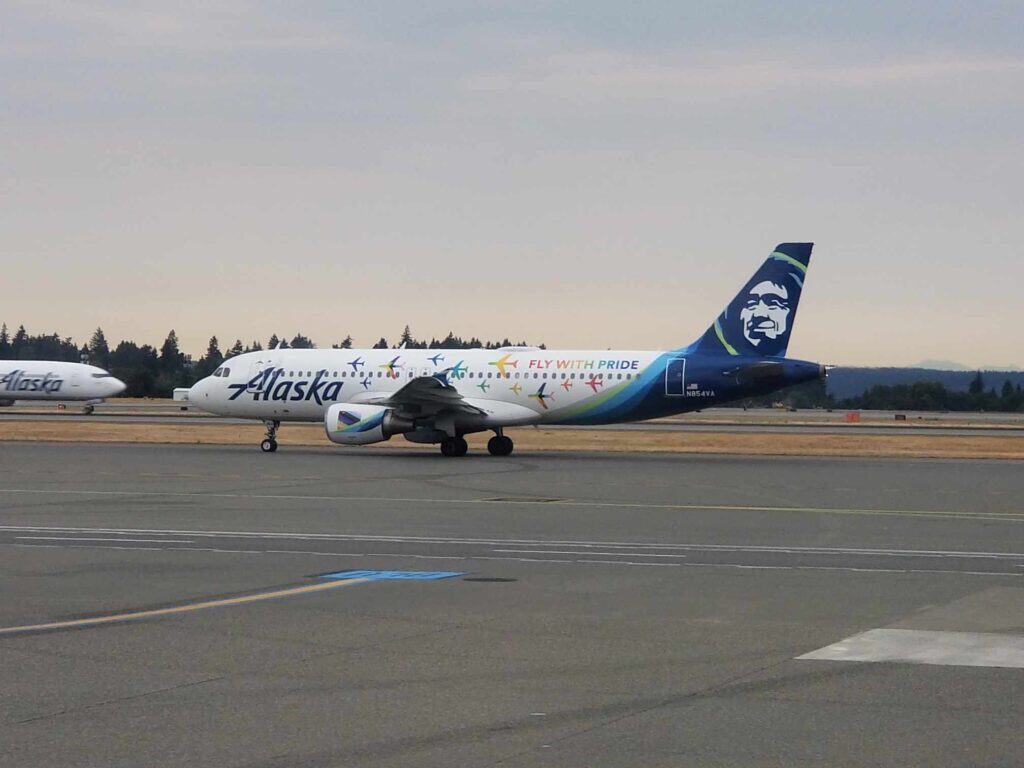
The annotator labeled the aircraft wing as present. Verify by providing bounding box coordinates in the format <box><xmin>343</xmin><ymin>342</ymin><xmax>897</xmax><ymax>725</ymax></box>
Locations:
<box><xmin>354</xmin><ymin>376</ymin><xmax>486</xmax><ymax>416</ymax></box>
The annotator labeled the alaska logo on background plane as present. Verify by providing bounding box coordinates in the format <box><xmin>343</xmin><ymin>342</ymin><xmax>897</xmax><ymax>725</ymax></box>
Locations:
<box><xmin>190</xmin><ymin>242</ymin><xmax>823</xmax><ymax>457</ymax></box>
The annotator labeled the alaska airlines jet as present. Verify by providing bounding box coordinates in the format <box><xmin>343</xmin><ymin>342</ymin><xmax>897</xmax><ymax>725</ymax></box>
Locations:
<box><xmin>0</xmin><ymin>361</ymin><xmax>127</xmax><ymax>413</ymax></box>
<box><xmin>189</xmin><ymin>243</ymin><xmax>824</xmax><ymax>456</ymax></box>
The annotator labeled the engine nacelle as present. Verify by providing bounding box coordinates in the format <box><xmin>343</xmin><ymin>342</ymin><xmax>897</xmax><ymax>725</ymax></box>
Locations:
<box><xmin>324</xmin><ymin>403</ymin><xmax>414</xmax><ymax>445</ymax></box>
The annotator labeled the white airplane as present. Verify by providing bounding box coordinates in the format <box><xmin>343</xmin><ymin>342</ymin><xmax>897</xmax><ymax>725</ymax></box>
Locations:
<box><xmin>189</xmin><ymin>243</ymin><xmax>825</xmax><ymax>456</ymax></box>
<box><xmin>0</xmin><ymin>361</ymin><xmax>127</xmax><ymax>413</ymax></box>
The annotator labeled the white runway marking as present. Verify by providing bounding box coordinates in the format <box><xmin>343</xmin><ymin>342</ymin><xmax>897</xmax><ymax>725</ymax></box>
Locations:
<box><xmin>798</xmin><ymin>628</ymin><xmax>1024</xmax><ymax>669</ymax></box>
<box><xmin>492</xmin><ymin>549</ymin><xmax>688</xmax><ymax>558</ymax></box>
<box><xmin>7</xmin><ymin>542</ymin><xmax>1021</xmax><ymax>577</ymax></box>
<box><xmin>3</xmin><ymin>525</ymin><xmax>1024</xmax><ymax>562</ymax></box>
<box><xmin>0</xmin><ymin>487</ymin><xmax>1021</xmax><ymax>523</ymax></box>
<box><xmin>15</xmin><ymin>536</ymin><xmax>194</xmax><ymax>544</ymax></box>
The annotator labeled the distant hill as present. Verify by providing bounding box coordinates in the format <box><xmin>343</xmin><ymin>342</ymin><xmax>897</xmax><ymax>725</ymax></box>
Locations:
<box><xmin>912</xmin><ymin>360</ymin><xmax>1021</xmax><ymax>372</ymax></box>
<box><xmin>827</xmin><ymin>368</ymin><xmax>1024</xmax><ymax>400</ymax></box>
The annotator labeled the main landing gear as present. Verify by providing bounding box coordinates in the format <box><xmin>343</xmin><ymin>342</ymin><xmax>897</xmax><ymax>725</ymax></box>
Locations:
<box><xmin>439</xmin><ymin>431</ymin><xmax>515</xmax><ymax>457</ymax></box>
<box><xmin>487</xmin><ymin>434</ymin><xmax>514</xmax><ymax>456</ymax></box>
<box><xmin>440</xmin><ymin>436</ymin><xmax>468</xmax><ymax>457</ymax></box>
<box><xmin>260</xmin><ymin>420</ymin><xmax>280</xmax><ymax>453</ymax></box>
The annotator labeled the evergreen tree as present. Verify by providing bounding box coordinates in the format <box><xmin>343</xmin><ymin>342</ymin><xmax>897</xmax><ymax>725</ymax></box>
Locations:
<box><xmin>968</xmin><ymin>370</ymin><xmax>984</xmax><ymax>395</ymax></box>
<box><xmin>159</xmin><ymin>330</ymin><xmax>185</xmax><ymax>374</ymax></box>
<box><xmin>0</xmin><ymin>323</ymin><xmax>10</xmax><ymax>358</ymax></box>
<box><xmin>334</xmin><ymin>335</ymin><xmax>353</xmax><ymax>349</ymax></box>
<box><xmin>1001</xmin><ymin>380</ymin><xmax>1014</xmax><ymax>399</ymax></box>
<box><xmin>289</xmin><ymin>333</ymin><xmax>314</xmax><ymax>349</ymax></box>
<box><xmin>267</xmin><ymin>334</ymin><xmax>280</xmax><ymax>350</ymax></box>
<box><xmin>88</xmin><ymin>328</ymin><xmax>110</xmax><ymax>367</ymax></box>
<box><xmin>227</xmin><ymin>340</ymin><xmax>245</xmax><ymax>358</ymax></box>
<box><xmin>372</xmin><ymin>337</ymin><xmax>389</xmax><ymax>349</ymax></box>
<box><xmin>12</xmin><ymin>325</ymin><xmax>28</xmax><ymax>357</ymax></box>
<box><xmin>196</xmin><ymin>336</ymin><xmax>224</xmax><ymax>378</ymax></box>
<box><xmin>399</xmin><ymin>325</ymin><xmax>414</xmax><ymax>348</ymax></box>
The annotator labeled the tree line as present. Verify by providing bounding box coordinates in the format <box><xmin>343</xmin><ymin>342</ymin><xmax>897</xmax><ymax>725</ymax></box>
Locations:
<box><xmin>0</xmin><ymin>323</ymin><xmax>542</xmax><ymax>397</ymax></box>
<box><xmin>740</xmin><ymin>372</ymin><xmax>1024</xmax><ymax>413</ymax></box>
<box><xmin>3</xmin><ymin>321</ymin><xmax>1019</xmax><ymax>410</ymax></box>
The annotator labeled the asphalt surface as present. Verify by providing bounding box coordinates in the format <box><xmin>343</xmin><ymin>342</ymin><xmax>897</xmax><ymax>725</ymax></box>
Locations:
<box><xmin>1</xmin><ymin>443</ymin><xmax>1023</xmax><ymax>767</ymax></box>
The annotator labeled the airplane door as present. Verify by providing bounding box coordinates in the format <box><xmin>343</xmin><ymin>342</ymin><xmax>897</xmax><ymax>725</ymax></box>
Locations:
<box><xmin>665</xmin><ymin>358</ymin><xmax>686</xmax><ymax>396</ymax></box>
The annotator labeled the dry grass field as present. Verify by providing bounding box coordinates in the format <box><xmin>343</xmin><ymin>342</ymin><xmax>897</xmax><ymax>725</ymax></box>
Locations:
<box><xmin>0</xmin><ymin>420</ymin><xmax>1021</xmax><ymax>460</ymax></box>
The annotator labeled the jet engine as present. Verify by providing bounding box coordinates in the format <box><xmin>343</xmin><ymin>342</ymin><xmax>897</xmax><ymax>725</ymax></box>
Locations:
<box><xmin>324</xmin><ymin>403</ymin><xmax>414</xmax><ymax>445</ymax></box>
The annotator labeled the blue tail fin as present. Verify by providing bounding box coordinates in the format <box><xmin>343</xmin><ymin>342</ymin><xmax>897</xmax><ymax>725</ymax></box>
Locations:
<box><xmin>693</xmin><ymin>242</ymin><xmax>813</xmax><ymax>358</ymax></box>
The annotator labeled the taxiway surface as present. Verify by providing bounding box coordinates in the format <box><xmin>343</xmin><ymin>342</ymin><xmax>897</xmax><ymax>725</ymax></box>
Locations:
<box><xmin>1</xmin><ymin>443</ymin><xmax>1022</xmax><ymax>767</ymax></box>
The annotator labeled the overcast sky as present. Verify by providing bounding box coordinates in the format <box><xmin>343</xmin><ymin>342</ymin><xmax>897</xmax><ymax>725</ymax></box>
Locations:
<box><xmin>3</xmin><ymin>1</ymin><xmax>1021</xmax><ymax>366</ymax></box>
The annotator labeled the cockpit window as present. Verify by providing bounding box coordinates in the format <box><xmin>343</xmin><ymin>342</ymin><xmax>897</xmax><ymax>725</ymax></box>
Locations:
<box><xmin>222</xmin><ymin>367</ymin><xmax>230</xmax><ymax>376</ymax></box>
<box><xmin>91</xmin><ymin>373</ymin><xmax>113</xmax><ymax>379</ymax></box>
<box><xmin>213</xmin><ymin>367</ymin><xmax>224</xmax><ymax>377</ymax></box>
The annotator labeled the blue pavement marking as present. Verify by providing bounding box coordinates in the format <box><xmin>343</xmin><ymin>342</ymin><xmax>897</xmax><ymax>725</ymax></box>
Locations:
<box><xmin>320</xmin><ymin>570</ymin><xmax>465</xmax><ymax>581</ymax></box>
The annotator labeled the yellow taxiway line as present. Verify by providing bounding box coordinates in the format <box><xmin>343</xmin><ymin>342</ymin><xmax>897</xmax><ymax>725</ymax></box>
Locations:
<box><xmin>0</xmin><ymin>577</ymin><xmax>368</xmax><ymax>636</ymax></box>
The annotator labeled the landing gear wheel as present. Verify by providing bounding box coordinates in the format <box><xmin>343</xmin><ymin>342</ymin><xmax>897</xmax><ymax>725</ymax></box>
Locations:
<box><xmin>487</xmin><ymin>435</ymin><xmax>514</xmax><ymax>456</ymax></box>
<box><xmin>440</xmin><ymin>436</ymin><xmax>469</xmax><ymax>457</ymax></box>
<box><xmin>82</xmin><ymin>404</ymin><xmax>95</xmax><ymax>415</ymax></box>
<box><xmin>261</xmin><ymin>420</ymin><xmax>280</xmax><ymax>453</ymax></box>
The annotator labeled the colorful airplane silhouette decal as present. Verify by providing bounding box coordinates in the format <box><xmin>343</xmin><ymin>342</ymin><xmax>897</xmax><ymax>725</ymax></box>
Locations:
<box><xmin>585</xmin><ymin>375</ymin><xmax>604</xmax><ymax>393</ymax></box>
<box><xmin>448</xmin><ymin>360</ymin><xmax>468</xmax><ymax>379</ymax></box>
<box><xmin>509</xmin><ymin>382</ymin><xmax>522</xmax><ymax>395</ymax></box>
<box><xmin>428</xmin><ymin>353</ymin><xmax>445</xmax><ymax>366</ymax></box>
<box><xmin>529</xmin><ymin>383</ymin><xmax>554</xmax><ymax>410</ymax></box>
<box><xmin>560</xmin><ymin>378</ymin><xmax>573</xmax><ymax>392</ymax></box>
<box><xmin>476</xmin><ymin>380</ymin><xmax>490</xmax><ymax>393</ymax></box>
<box><xmin>489</xmin><ymin>353</ymin><xmax>518</xmax><ymax>378</ymax></box>
<box><xmin>348</xmin><ymin>356</ymin><xmax>365</xmax><ymax>372</ymax></box>
<box><xmin>378</xmin><ymin>356</ymin><xmax>403</xmax><ymax>379</ymax></box>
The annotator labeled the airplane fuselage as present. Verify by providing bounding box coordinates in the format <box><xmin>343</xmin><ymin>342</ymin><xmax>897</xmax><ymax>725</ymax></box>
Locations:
<box><xmin>0</xmin><ymin>361</ymin><xmax>126</xmax><ymax>406</ymax></box>
<box><xmin>191</xmin><ymin>346</ymin><xmax>823</xmax><ymax>426</ymax></box>
<box><xmin>187</xmin><ymin>242</ymin><xmax>824</xmax><ymax>455</ymax></box>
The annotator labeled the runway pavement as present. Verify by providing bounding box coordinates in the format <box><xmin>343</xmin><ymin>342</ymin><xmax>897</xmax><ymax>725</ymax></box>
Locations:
<box><xmin>3</xmin><ymin>405</ymin><xmax>1024</xmax><ymax>436</ymax></box>
<box><xmin>1</xmin><ymin>443</ymin><xmax>1022</xmax><ymax>766</ymax></box>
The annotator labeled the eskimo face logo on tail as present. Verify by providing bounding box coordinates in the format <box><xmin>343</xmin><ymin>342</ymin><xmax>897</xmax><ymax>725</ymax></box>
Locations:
<box><xmin>740</xmin><ymin>280</ymin><xmax>791</xmax><ymax>348</ymax></box>
<box><xmin>722</xmin><ymin>265</ymin><xmax>804</xmax><ymax>357</ymax></box>
<box><xmin>228</xmin><ymin>368</ymin><xmax>343</xmax><ymax>404</ymax></box>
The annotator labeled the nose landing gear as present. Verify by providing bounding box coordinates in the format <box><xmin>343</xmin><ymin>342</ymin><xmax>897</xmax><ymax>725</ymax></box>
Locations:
<box><xmin>260</xmin><ymin>420</ymin><xmax>280</xmax><ymax>453</ymax></box>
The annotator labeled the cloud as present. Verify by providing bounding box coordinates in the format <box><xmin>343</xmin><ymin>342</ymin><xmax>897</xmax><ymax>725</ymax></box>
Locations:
<box><xmin>464</xmin><ymin>46</ymin><xmax>1024</xmax><ymax>103</ymax></box>
<box><xmin>6</xmin><ymin>0</ymin><xmax>347</xmax><ymax>53</ymax></box>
